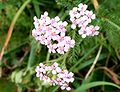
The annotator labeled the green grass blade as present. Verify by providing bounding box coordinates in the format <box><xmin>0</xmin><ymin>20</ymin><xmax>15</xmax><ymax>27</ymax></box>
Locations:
<box><xmin>74</xmin><ymin>81</ymin><xmax>120</xmax><ymax>92</ymax></box>
<box><xmin>78</xmin><ymin>53</ymin><xmax>107</xmax><ymax>70</ymax></box>
<box><xmin>33</xmin><ymin>0</ymin><xmax>41</xmax><ymax>17</ymax></box>
<box><xmin>27</xmin><ymin>40</ymin><xmax>37</xmax><ymax>69</ymax></box>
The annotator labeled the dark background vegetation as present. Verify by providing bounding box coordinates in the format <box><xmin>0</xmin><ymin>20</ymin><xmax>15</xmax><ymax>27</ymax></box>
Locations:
<box><xmin>0</xmin><ymin>0</ymin><xmax>120</xmax><ymax>92</ymax></box>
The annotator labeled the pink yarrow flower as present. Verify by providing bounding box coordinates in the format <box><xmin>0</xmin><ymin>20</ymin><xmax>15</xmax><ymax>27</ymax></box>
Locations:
<box><xmin>32</xmin><ymin>11</ymin><xmax>75</xmax><ymax>54</ymax></box>
<box><xmin>35</xmin><ymin>62</ymin><xmax>74</xmax><ymax>91</ymax></box>
<box><xmin>69</xmin><ymin>3</ymin><xmax>100</xmax><ymax>38</ymax></box>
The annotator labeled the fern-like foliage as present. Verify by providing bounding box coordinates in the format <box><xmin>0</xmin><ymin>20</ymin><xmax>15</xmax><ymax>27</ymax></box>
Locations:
<box><xmin>68</xmin><ymin>32</ymin><xmax>81</xmax><ymax>64</ymax></box>
<box><xmin>98</xmin><ymin>0</ymin><xmax>120</xmax><ymax>50</ymax></box>
<box><xmin>56</xmin><ymin>0</ymin><xmax>89</xmax><ymax>10</ymax></box>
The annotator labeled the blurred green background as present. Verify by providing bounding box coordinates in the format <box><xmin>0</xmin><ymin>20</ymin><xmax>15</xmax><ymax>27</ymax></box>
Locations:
<box><xmin>0</xmin><ymin>0</ymin><xmax>120</xmax><ymax>92</ymax></box>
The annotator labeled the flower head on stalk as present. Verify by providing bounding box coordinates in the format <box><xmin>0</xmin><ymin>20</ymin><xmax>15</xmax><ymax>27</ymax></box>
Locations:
<box><xmin>35</xmin><ymin>62</ymin><xmax>74</xmax><ymax>91</ymax></box>
<box><xmin>32</xmin><ymin>11</ymin><xmax>75</xmax><ymax>54</ymax></box>
<box><xmin>69</xmin><ymin>3</ymin><xmax>100</xmax><ymax>38</ymax></box>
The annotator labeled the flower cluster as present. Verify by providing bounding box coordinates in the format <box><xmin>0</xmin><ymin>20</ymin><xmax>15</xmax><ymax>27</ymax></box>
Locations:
<box><xmin>32</xmin><ymin>12</ymin><xmax>75</xmax><ymax>54</ymax></box>
<box><xmin>35</xmin><ymin>62</ymin><xmax>74</xmax><ymax>91</ymax></box>
<box><xmin>69</xmin><ymin>3</ymin><xmax>100</xmax><ymax>38</ymax></box>
<box><xmin>33</xmin><ymin>3</ymin><xmax>100</xmax><ymax>91</ymax></box>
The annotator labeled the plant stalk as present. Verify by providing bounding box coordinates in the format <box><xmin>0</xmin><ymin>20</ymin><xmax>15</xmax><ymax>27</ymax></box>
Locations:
<box><xmin>0</xmin><ymin>0</ymin><xmax>31</xmax><ymax>77</ymax></box>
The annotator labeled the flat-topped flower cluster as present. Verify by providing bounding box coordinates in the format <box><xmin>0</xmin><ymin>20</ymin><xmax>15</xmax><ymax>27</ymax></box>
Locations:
<box><xmin>33</xmin><ymin>3</ymin><xmax>100</xmax><ymax>91</ymax></box>
<box><xmin>69</xmin><ymin>3</ymin><xmax>99</xmax><ymax>38</ymax></box>
<box><xmin>32</xmin><ymin>3</ymin><xmax>100</xmax><ymax>54</ymax></box>
<box><xmin>35</xmin><ymin>62</ymin><xmax>74</xmax><ymax>91</ymax></box>
<box><xmin>32</xmin><ymin>12</ymin><xmax>75</xmax><ymax>54</ymax></box>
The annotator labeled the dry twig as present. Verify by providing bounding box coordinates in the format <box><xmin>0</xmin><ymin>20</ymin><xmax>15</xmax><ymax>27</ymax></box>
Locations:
<box><xmin>115</xmin><ymin>50</ymin><xmax>120</xmax><ymax>61</ymax></box>
<box><xmin>0</xmin><ymin>0</ymin><xmax>31</xmax><ymax>77</ymax></box>
<box><xmin>4</xmin><ymin>49</ymin><xmax>29</xmax><ymax>70</ymax></box>
<box><xmin>99</xmin><ymin>67</ymin><xmax>120</xmax><ymax>85</ymax></box>
<box><xmin>91</xmin><ymin>0</ymin><xmax>99</xmax><ymax>10</ymax></box>
<box><xmin>85</xmin><ymin>45</ymin><xmax>102</xmax><ymax>79</ymax></box>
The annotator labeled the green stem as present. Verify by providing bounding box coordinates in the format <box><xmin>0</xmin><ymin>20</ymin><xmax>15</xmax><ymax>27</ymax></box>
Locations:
<box><xmin>62</xmin><ymin>30</ymin><xmax>76</xmax><ymax>68</ymax></box>
<box><xmin>12</xmin><ymin>0</ymin><xmax>31</xmax><ymax>24</ymax></box>
<box><xmin>62</xmin><ymin>52</ymin><xmax>68</xmax><ymax>68</ymax></box>
<box><xmin>48</xmin><ymin>56</ymin><xmax>63</xmax><ymax>62</ymax></box>
<box><xmin>27</xmin><ymin>40</ymin><xmax>37</xmax><ymax>70</ymax></box>
<box><xmin>46</xmin><ymin>52</ymin><xmax>50</xmax><ymax>62</ymax></box>
<box><xmin>61</xmin><ymin>29</ymin><xmax>77</xmax><ymax>68</ymax></box>
<box><xmin>59</xmin><ymin>10</ymin><xmax>68</xmax><ymax>21</ymax></box>
<box><xmin>72</xmin><ymin>29</ymin><xmax>76</xmax><ymax>39</ymax></box>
